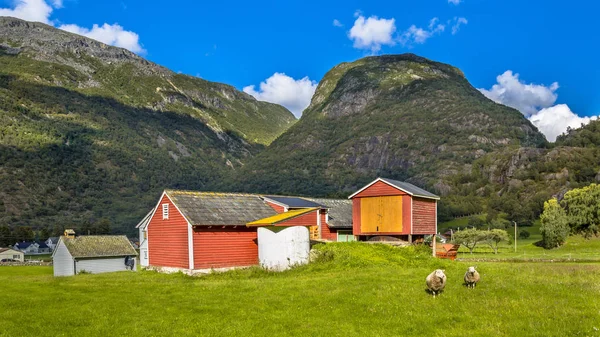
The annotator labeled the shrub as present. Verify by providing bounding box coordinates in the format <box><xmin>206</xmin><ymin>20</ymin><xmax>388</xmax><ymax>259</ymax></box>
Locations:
<box><xmin>540</xmin><ymin>199</ymin><xmax>570</xmax><ymax>249</ymax></box>
<box><xmin>519</xmin><ymin>229</ymin><xmax>530</xmax><ymax>239</ymax></box>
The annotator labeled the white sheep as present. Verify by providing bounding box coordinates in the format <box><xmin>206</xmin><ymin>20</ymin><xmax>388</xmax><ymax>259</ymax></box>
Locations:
<box><xmin>464</xmin><ymin>266</ymin><xmax>480</xmax><ymax>288</ymax></box>
<box><xmin>426</xmin><ymin>269</ymin><xmax>447</xmax><ymax>297</ymax></box>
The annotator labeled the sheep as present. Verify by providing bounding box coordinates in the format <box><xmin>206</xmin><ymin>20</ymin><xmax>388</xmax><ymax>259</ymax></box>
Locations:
<box><xmin>426</xmin><ymin>269</ymin><xmax>447</xmax><ymax>298</ymax></box>
<box><xmin>464</xmin><ymin>266</ymin><xmax>480</xmax><ymax>288</ymax></box>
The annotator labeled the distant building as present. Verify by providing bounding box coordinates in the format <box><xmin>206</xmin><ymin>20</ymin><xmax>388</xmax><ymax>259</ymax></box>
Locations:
<box><xmin>45</xmin><ymin>237</ymin><xmax>60</xmax><ymax>251</ymax></box>
<box><xmin>0</xmin><ymin>248</ymin><xmax>24</xmax><ymax>262</ymax></box>
<box><xmin>13</xmin><ymin>241</ymin><xmax>51</xmax><ymax>254</ymax></box>
<box><xmin>52</xmin><ymin>233</ymin><xmax>138</xmax><ymax>277</ymax></box>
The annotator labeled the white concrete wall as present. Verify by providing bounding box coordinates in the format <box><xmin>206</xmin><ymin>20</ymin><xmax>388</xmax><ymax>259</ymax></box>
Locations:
<box><xmin>258</xmin><ymin>226</ymin><xmax>310</xmax><ymax>271</ymax></box>
<box><xmin>52</xmin><ymin>241</ymin><xmax>75</xmax><ymax>277</ymax></box>
<box><xmin>76</xmin><ymin>257</ymin><xmax>136</xmax><ymax>274</ymax></box>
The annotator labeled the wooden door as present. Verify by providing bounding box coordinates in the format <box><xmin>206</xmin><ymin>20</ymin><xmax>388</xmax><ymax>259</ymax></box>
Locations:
<box><xmin>360</xmin><ymin>196</ymin><xmax>403</xmax><ymax>233</ymax></box>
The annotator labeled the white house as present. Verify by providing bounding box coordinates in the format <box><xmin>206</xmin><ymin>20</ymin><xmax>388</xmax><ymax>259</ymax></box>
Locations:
<box><xmin>135</xmin><ymin>211</ymin><xmax>152</xmax><ymax>268</ymax></box>
<box><xmin>52</xmin><ymin>233</ymin><xmax>138</xmax><ymax>277</ymax></box>
<box><xmin>0</xmin><ymin>248</ymin><xmax>24</xmax><ymax>262</ymax></box>
<box><xmin>46</xmin><ymin>237</ymin><xmax>59</xmax><ymax>251</ymax></box>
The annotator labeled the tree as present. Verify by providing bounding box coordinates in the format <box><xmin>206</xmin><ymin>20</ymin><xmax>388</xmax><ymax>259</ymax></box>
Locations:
<box><xmin>482</xmin><ymin>229</ymin><xmax>510</xmax><ymax>254</ymax></box>
<box><xmin>452</xmin><ymin>228</ymin><xmax>484</xmax><ymax>254</ymax></box>
<box><xmin>519</xmin><ymin>229</ymin><xmax>530</xmax><ymax>239</ymax></box>
<box><xmin>489</xmin><ymin>218</ymin><xmax>510</xmax><ymax>230</ymax></box>
<box><xmin>467</xmin><ymin>216</ymin><xmax>485</xmax><ymax>229</ymax></box>
<box><xmin>14</xmin><ymin>226</ymin><xmax>35</xmax><ymax>242</ymax></box>
<box><xmin>0</xmin><ymin>225</ymin><xmax>11</xmax><ymax>247</ymax></box>
<box><xmin>561</xmin><ymin>184</ymin><xmax>600</xmax><ymax>238</ymax></box>
<box><xmin>540</xmin><ymin>199</ymin><xmax>570</xmax><ymax>249</ymax></box>
<box><xmin>96</xmin><ymin>218</ymin><xmax>111</xmax><ymax>235</ymax></box>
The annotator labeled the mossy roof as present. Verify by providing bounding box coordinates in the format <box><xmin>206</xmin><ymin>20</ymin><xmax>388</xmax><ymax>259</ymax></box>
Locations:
<box><xmin>62</xmin><ymin>235</ymin><xmax>137</xmax><ymax>258</ymax></box>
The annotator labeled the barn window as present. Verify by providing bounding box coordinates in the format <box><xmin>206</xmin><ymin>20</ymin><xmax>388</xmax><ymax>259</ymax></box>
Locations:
<box><xmin>13</xmin><ymin>255</ymin><xmax>19</xmax><ymax>259</ymax></box>
<box><xmin>162</xmin><ymin>203</ymin><xmax>169</xmax><ymax>219</ymax></box>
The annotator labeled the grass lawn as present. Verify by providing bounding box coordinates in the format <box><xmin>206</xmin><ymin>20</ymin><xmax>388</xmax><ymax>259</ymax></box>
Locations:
<box><xmin>1</xmin><ymin>243</ymin><xmax>600</xmax><ymax>336</ymax></box>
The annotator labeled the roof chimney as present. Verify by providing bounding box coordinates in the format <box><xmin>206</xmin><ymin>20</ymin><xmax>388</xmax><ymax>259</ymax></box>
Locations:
<box><xmin>64</xmin><ymin>229</ymin><xmax>75</xmax><ymax>238</ymax></box>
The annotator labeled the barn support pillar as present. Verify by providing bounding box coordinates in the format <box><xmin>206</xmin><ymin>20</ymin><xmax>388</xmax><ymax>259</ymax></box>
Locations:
<box><xmin>432</xmin><ymin>234</ymin><xmax>436</xmax><ymax>257</ymax></box>
<box><xmin>408</xmin><ymin>234</ymin><xmax>412</xmax><ymax>244</ymax></box>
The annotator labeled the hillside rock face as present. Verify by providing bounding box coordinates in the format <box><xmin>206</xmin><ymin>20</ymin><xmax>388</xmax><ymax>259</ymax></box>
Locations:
<box><xmin>0</xmin><ymin>17</ymin><xmax>295</xmax><ymax>233</ymax></box>
<box><xmin>232</xmin><ymin>54</ymin><xmax>547</xmax><ymax>197</ymax></box>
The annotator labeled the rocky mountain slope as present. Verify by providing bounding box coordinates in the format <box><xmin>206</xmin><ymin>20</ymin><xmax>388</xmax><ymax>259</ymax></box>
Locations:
<box><xmin>231</xmin><ymin>54</ymin><xmax>547</xmax><ymax>198</ymax></box>
<box><xmin>0</xmin><ymin>17</ymin><xmax>295</xmax><ymax>234</ymax></box>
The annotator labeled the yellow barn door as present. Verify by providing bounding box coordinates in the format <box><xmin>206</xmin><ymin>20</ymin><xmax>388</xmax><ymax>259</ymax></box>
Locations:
<box><xmin>360</xmin><ymin>196</ymin><xmax>403</xmax><ymax>233</ymax></box>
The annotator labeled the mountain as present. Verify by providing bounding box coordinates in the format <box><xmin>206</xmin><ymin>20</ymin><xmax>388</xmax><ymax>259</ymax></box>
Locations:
<box><xmin>230</xmin><ymin>54</ymin><xmax>547</xmax><ymax>198</ymax></box>
<box><xmin>0</xmin><ymin>17</ymin><xmax>295</xmax><ymax>234</ymax></box>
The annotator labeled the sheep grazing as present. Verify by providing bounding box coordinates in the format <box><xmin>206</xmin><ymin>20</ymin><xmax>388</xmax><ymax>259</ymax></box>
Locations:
<box><xmin>426</xmin><ymin>269</ymin><xmax>447</xmax><ymax>298</ymax></box>
<box><xmin>464</xmin><ymin>266</ymin><xmax>480</xmax><ymax>288</ymax></box>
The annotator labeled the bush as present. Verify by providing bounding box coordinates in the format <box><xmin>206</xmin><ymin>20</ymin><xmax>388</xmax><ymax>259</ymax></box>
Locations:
<box><xmin>519</xmin><ymin>229</ymin><xmax>530</xmax><ymax>239</ymax></box>
<box><xmin>540</xmin><ymin>199</ymin><xmax>570</xmax><ymax>249</ymax></box>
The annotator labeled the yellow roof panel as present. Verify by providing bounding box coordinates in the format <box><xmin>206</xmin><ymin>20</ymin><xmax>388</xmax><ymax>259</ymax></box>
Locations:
<box><xmin>247</xmin><ymin>208</ymin><xmax>318</xmax><ymax>227</ymax></box>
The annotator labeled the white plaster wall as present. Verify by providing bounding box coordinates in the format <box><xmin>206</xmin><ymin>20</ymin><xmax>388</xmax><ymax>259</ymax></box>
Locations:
<box><xmin>52</xmin><ymin>241</ymin><xmax>75</xmax><ymax>277</ymax></box>
<box><xmin>258</xmin><ymin>226</ymin><xmax>310</xmax><ymax>271</ymax></box>
<box><xmin>139</xmin><ymin>226</ymin><xmax>149</xmax><ymax>267</ymax></box>
<box><xmin>76</xmin><ymin>257</ymin><xmax>136</xmax><ymax>274</ymax></box>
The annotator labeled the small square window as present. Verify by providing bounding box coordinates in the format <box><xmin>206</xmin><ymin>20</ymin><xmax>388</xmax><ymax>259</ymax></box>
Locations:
<box><xmin>162</xmin><ymin>204</ymin><xmax>169</xmax><ymax>219</ymax></box>
<box><xmin>143</xmin><ymin>230</ymin><xmax>147</xmax><ymax>239</ymax></box>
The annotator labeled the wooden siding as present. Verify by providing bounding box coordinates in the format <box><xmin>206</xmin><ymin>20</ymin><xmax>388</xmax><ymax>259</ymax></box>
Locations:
<box><xmin>276</xmin><ymin>209</ymin><xmax>319</xmax><ymax>227</ymax></box>
<box><xmin>413</xmin><ymin>197</ymin><xmax>437</xmax><ymax>234</ymax></box>
<box><xmin>320</xmin><ymin>211</ymin><xmax>337</xmax><ymax>241</ymax></box>
<box><xmin>352</xmin><ymin>198</ymin><xmax>361</xmax><ymax>235</ymax></box>
<box><xmin>76</xmin><ymin>257</ymin><xmax>134</xmax><ymax>274</ymax></box>
<box><xmin>352</xmin><ymin>180</ymin><xmax>408</xmax><ymax>198</ymax></box>
<box><xmin>360</xmin><ymin>196</ymin><xmax>403</xmax><ymax>233</ymax></box>
<box><xmin>148</xmin><ymin>194</ymin><xmax>190</xmax><ymax>269</ymax></box>
<box><xmin>193</xmin><ymin>227</ymin><xmax>258</xmax><ymax>269</ymax></box>
<box><xmin>52</xmin><ymin>240</ymin><xmax>74</xmax><ymax>277</ymax></box>
<box><xmin>265</xmin><ymin>201</ymin><xmax>286</xmax><ymax>213</ymax></box>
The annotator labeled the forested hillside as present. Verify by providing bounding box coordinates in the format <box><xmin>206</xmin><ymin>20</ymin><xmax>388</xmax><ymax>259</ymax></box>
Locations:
<box><xmin>0</xmin><ymin>17</ymin><xmax>295</xmax><ymax>236</ymax></box>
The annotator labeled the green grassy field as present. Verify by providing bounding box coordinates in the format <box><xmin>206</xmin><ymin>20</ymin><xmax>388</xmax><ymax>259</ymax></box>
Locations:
<box><xmin>1</xmin><ymin>243</ymin><xmax>600</xmax><ymax>336</ymax></box>
<box><xmin>438</xmin><ymin>217</ymin><xmax>600</xmax><ymax>261</ymax></box>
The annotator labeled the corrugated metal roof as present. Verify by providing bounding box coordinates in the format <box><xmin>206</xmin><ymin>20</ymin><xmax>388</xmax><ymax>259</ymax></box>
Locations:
<box><xmin>166</xmin><ymin>190</ymin><xmax>277</xmax><ymax>226</ymax></box>
<box><xmin>62</xmin><ymin>235</ymin><xmax>137</xmax><ymax>258</ymax></box>
<box><xmin>263</xmin><ymin>196</ymin><xmax>325</xmax><ymax>208</ymax></box>
<box><xmin>305</xmin><ymin>198</ymin><xmax>353</xmax><ymax>229</ymax></box>
<box><xmin>380</xmin><ymin>178</ymin><xmax>440</xmax><ymax>199</ymax></box>
<box><xmin>247</xmin><ymin>208</ymin><xmax>318</xmax><ymax>226</ymax></box>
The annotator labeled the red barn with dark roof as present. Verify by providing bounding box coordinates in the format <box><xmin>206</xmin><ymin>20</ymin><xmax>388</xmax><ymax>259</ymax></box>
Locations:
<box><xmin>349</xmin><ymin>178</ymin><xmax>439</xmax><ymax>244</ymax></box>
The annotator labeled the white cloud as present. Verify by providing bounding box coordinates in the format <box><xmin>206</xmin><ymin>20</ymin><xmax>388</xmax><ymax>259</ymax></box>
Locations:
<box><xmin>479</xmin><ymin>70</ymin><xmax>597</xmax><ymax>141</ymax></box>
<box><xmin>529</xmin><ymin>104</ymin><xmax>596</xmax><ymax>142</ymax></box>
<box><xmin>333</xmin><ymin>19</ymin><xmax>343</xmax><ymax>27</ymax></box>
<box><xmin>448</xmin><ymin>0</ymin><xmax>462</xmax><ymax>5</ymax></box>
<box><xmin>451</xmin><ymin>17</ymin><xmax>468</xmax><ymax>35</ymax></box>
<box><xmin>479</xmin><ymin>70</ymin><xmax>558</xmax><ymax>116</ymax></box>
<box><xmin>59</xmin><ymin>23</ymin><xmax>145</xmax><ymax>54</ymax></box>
<box><xmin>349</xmin><ymin>14</ymin><xmax>396</xmax><ymax>52</ymax></box>
<box><xmin>243</xmin><ymin>73</ymin><xmax>318</xmax><ymax>117</ymax></box>
<box><xmin>0</xmin><ymin>0</ymin><xmax>53</xmax><ymax>24</ymax></box>
<box><xmin>400</xmin><ymin>18</ymin><xmax>445</xmax><ymax>45</ymax></box>
<box><xmin>0</xmin><ymin>0</ymin><xmax>145</xmax><ymax>54</ymax></box>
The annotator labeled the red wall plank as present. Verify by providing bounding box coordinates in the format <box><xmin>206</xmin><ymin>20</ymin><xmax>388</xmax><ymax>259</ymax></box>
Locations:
<box><xmin>320</xmin><ymin>210</ymin><xmax>337</xmax><ymax>241</ymax></box>
<box><xmin>265</xmin><ymin>201</ymin><xmax>286</xmax><ymax>214</ymax></box>
<box><xmin>413</xmin><ymin>197</ymin><xmax>436</xmax><ymax>234</ymax></box>
<box><xmin>352</xmin><ymin>180</ymin><xmax>408</xmax><ymax>198</ymax></box>
<box><xmin>193</xmin><ymin>227</ymin><xmax>258</xmax><ymax>269</ymax></box>
<box><xmin>276</xmin><ymin>209</ymin><xmax>319</xmax><ymax>227</ymax></box>
<box><xmin>148</xmin><ymin>194</ymin><xmax>189</xmax><ymax>269</ymax></box>
<box><xmin>352</xmin><ymin>198</ymin><xmax>361</xmax><ymax>236</ymax></box>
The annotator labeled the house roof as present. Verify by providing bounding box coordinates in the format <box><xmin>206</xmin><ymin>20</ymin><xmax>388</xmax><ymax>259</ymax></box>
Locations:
<box><xmin>247</xmin><ymin>208</ymin><xmax>318</xmax><ymax>227</ymax></box>
<box><xmin>47</xmin><ymin>237</ymin><xmax>59</xmax><ymax>243</ymax></box>
<box><xmin>165</xmin><ymin>190</ymin><xmax>277</xmax><ymax>226</ymax></box>
<box><xmin>60</xmin><ymin>235</ymin><xmax>137</xmax><ymax>258</ymax></box>
<box><xmin>348</xmin><ymin>177</ymin><xmax>440</xmax><ymax>200</ymax></box>
<box><xmin>0</xmin><ymin>248</ymin><xmax>20</xmax><ymax>254</ymax></box>
<box><xmin>14</xmin><ymin>242</ymin><xmax>35</xmax><ymax>249</ymax></box>
<box><xmin>305</xmin><ymin>198</ymin><xmax>353</xmax><ymax>229</ymax></box>
<box><xmin>36</xmin><ymin>241</ymin><xmax>49</xmax><ymax>249</ymax></box>
<box><xmin>135</xmin><ymin>210</ymin><xmax>153</xmax><ymax>229</ymax></box>
<box><xmin>263</xmin><ymin>196</ymin><xmax>325</xmax><ymax>208</ymax></box>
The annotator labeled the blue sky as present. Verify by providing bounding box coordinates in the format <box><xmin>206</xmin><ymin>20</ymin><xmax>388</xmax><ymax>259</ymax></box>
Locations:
<box><xmin>1</xmin><ymin>0</ymin><xmax>599</xmax><ymax>141</ymax></box>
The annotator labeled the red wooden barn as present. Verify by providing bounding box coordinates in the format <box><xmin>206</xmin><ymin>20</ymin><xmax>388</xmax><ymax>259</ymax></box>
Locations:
<box><xmin>349</xmin><ymin>177</ymin><xmax>439</xmax><ymax>243</ymax></box>
<box><xmin>140</xmin><ymin>190</ymin><xmax>353</xmax><ymax>272</ymax></box>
